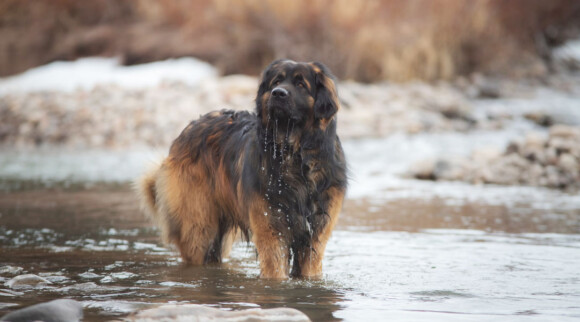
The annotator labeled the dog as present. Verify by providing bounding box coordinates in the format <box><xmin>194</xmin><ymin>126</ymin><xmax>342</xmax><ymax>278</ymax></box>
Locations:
<box><xmin>137</xmin><ymin>60</ymin><xmax>347</xmax><ymax>278</ymax></box>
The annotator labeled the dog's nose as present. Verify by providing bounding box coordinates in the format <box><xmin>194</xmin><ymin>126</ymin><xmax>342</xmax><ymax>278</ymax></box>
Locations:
<box><xmin>271</xmin><ymin>87</ymin><xmax>289</xmax><ymax>99</ymax></box>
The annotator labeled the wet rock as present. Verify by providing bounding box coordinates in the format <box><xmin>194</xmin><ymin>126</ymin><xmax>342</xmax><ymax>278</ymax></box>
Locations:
<box><xmin>126</xmin><ymin>304</ymin><xmax>311</xmax><ymax>322</ymax></box>
<box><xmin>78</xmin><ymin>271</ymin><xmax>101</xmax><ymax>279</ymax></box>
<box><xmin>0</xmin><ymin>299</ymin><xmax>82</xmax><ymax>322</ymax></box>
<box><xmin>5</xmin><ymin>274</ymin><xmax>51</xmax><ymax>289</ymax></box>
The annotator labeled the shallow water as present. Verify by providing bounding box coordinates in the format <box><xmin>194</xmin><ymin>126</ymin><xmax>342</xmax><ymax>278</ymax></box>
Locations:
<box><xmin>0</xmin><ymin>183</ymin><xmax>579</xmax><ymax>321</ymax></box>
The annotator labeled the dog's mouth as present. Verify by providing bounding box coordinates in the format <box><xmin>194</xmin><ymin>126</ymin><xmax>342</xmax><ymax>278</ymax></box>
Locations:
<box><xmin>268</xmin><ymin>96</ymin><xmax>294</xmax><ymax>120</ymax></box>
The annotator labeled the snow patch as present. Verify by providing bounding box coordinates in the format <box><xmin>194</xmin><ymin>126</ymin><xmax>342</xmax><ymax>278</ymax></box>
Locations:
<box><xmin>0</xmin><ymin>57</ymin><xmax>217</xmax><ymax>95</ymax></box>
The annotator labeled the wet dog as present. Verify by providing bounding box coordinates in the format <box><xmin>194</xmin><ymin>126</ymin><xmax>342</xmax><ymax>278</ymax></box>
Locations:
<box><xmin>137</xmin><ymin>60</ymin><xmax>347</xmax><ymax>278</ymax></box>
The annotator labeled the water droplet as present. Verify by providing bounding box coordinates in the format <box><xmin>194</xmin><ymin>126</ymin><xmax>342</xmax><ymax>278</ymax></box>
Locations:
<box><xmin>264</xmin><ymin>212</ymin><xmax>268</xmax><ymax>216</ymax></box>
<box><xmin>277</xmin><ymin>208</ymin><xmax>281</xmax><ymax>213</ymax></box>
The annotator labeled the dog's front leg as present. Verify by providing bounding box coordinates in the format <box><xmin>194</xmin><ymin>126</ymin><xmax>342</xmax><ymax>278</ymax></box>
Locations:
<box><xmin>249</xmin><ymin>201</ymin><xmax>290</xmax><ymax>279</ymax></box>
<box><xmin>297</xmin><ymin>187</ymin><xmax>345</xmax><ymax>278</ymax></box>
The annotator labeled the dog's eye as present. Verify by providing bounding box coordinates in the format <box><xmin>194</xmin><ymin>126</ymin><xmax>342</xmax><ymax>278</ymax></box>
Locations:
<box><xmin>297</xmin><ymin>81</ymin><xmax>305</xmax><ymax>88</ymax></box>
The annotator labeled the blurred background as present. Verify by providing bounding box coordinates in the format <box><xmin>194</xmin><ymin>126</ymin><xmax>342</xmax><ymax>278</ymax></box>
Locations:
<box><xmin>2</xmin><ymin>0</ymin><xmax>580</xmax><ymax>81</ymax></box>
<box><xmin>1</xmin><ymin>1</ymin><xmax>580</xmax><ymax>321</ymax></box>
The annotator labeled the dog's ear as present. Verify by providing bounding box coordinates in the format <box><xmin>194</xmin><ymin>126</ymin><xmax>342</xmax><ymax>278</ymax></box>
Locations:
<box><xmin>312</xmin><ymin>62</ymin><xmax>340</xmax><ymax>121</ymax></box>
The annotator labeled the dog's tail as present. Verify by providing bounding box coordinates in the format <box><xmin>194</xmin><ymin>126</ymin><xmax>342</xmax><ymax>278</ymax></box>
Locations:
<box><xmin>135</xmin><ymin>162</ymin><xmax>175</xmax><ymax>246</ymax></box>
<box><xmin>135</xmin><ymin>165</ymin><xmax>159</xmax><ymax>221</ymax></box>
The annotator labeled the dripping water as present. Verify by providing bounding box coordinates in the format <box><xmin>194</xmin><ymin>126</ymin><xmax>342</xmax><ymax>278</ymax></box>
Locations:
<box><xmin>263</xmin><ymin>115</ymin><xmax>270</xmax><ymax>153</ymax></box>
<box><xmin>273</xmin><ymin>119</ymin><xmax>278</xmax><ymax>160</ymax></box>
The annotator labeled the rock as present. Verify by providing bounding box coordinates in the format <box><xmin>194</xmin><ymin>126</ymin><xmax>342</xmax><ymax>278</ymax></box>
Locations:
<box><xmin>0</xmin><ymin>299</ymin><xmax>82</xmax><ymax>322</ymax></box>
<box><xmin>549</xmin><ymin>124</ymin><xmax>580</xmax><ymax>140</ymax></box>
<box><xmin>524</xmin><ymin>112</ymin><xmax>554</xmax><ymax>127</ymax></box>
<box><xmin>408</xmin><ymin>158</ymin><xmax>466</xmax><ymax>181</ymax></box>
<box><xmin>558</xmin><ymin>153</ymin><xmax>578</xmax><ymax>173</ymax></box>
<box><xmin>525</xmin><ymin>110</ymin><xmax>580</xmax><ymax>127</ymax></box>
<box><xmin>471</xmin><ymin>74</ymin><xmax>501</xmax><ymax>99</ymax></box>
<box><xmin>432</xmin><ymin>159</ymin><xmax>465</xmax><ymax>181</ymax></box>
<box><xmin>5</xmin><ymin>274</ymin><xmax>51</xmax><ymax>289</ymax></box>
<box><xmin>410</xmin><ymin>125</ymin><xmax>580</xmax><ymax>190</ymax></box>
<box><xmin>78</xmin><ymin>271</ymin><xmax>101</xmax><ymax>279</ymax></box>
<box><xmin>409</xmin><ymin>159</ymin><xmax>438</xmax><ymax>180</ymax></box>
<box><xmin>471</xmin><ymin>147</ymin><xmax>502</xmax><ymax>163</ymax></box>
<box><xmin>126</xmin><ymin>304</ymin><xmax>311</xmax><ymax>322</ymax></box>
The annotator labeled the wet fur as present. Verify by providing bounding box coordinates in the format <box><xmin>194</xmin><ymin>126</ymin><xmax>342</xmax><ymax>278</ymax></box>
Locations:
<box><xmin>137</xmin><ymin>60</ymin><xmax>347</xmax><ymax>278</ymax></box>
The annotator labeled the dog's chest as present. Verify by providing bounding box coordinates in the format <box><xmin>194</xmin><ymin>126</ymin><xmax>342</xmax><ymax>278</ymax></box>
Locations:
<box><xmin>262</xmin><ymin>151</ymin><xmax>325</xmax><ymax>216</ymax></box>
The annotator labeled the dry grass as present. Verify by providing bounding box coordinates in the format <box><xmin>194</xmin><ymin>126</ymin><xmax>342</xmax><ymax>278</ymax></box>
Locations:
<box><xmin>1</xmin><ymin>0</ymin><xmax>579</xmax><ymax>82</ymax></box>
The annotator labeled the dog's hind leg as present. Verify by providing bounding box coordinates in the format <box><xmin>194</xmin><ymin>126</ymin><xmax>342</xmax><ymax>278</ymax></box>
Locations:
<box><xmin>156</xmin><ymin>161</ymin><xmax>222</xmax><ymax>265</ymax></box>
<box><xmin>220</xmin><ymin>228</ymin><xmax>238</xmax><ymax>259</ymax></box>
<box><xmin>173</xmin><ymin>220</ymin><xmax>220</xmax><ymax>265</ymax></box>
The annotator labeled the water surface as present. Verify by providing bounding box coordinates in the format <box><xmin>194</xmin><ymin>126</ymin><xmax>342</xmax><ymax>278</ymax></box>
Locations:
<box><xmin>1</xmin><ymin>183</ymin><xmax>579</xmax><ymax>321</ymax></box>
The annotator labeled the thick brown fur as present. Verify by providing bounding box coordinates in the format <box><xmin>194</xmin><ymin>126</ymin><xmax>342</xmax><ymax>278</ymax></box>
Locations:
<box><xmin>137</xmin><ymin>60</ymin><xmax>347</xmax><ymax>278</ymax></box>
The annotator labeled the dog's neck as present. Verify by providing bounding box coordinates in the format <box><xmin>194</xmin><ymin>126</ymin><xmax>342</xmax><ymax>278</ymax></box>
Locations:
<box><xmin>258</xmin><ymin>116</ymin><xmax>337</xmax><ymax>163</ymax></box>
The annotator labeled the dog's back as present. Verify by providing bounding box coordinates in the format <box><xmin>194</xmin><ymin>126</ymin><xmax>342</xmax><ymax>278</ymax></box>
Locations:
<box><xmin>136</xmin><ymin>110</ymin><xmax>254</xmax><ymax>264</ymax></box>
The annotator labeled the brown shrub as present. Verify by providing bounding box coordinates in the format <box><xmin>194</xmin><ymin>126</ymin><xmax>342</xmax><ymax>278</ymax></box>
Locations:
<box><xmin>1</xmin><ymin>0</ymin><xmax>579</xmax><ymax>82</ymax></box>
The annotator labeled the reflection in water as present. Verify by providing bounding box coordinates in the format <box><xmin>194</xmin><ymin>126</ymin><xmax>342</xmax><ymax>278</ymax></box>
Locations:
<box><xmin>0</xmin><ymin>236</ymin><xmax>345</xmax><ymax>321</ymax></box>
<box><xmin>1</xmin><ymin>185</ymin><xmax>579</xmax><ymax>321</ymax></box>
<box><xmin>0</xmin><ymin>187</ymin><xmax>345</xmax><ymax>321</ymax></box>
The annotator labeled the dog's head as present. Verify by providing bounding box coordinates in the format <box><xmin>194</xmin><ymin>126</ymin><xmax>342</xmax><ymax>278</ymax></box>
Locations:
<box><xmin>256</xmin><ymin>60</ymin><xmax>340</xmax><ymax>130</ymax></box>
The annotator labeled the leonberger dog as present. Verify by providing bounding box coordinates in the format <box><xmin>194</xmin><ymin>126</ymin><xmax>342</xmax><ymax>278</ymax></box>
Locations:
<box><xmin>137</xmin><ymin>60</ymin><xmax>347</xmax><ymax>278</ymax></box>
